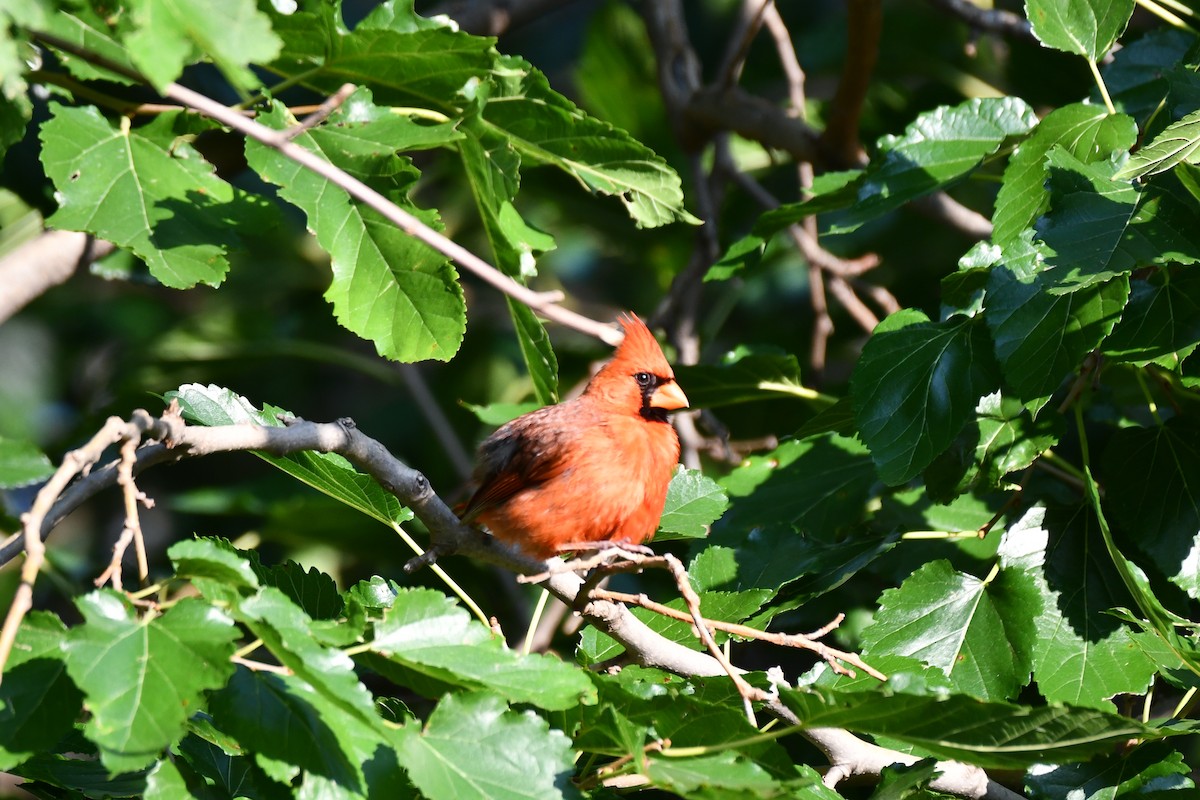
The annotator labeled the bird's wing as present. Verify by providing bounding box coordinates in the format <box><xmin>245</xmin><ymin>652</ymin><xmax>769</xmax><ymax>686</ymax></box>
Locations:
<box><xmin>458</xmin><ymin>409</ymin><xmax>579</xmax><ymax>522</ymax></box>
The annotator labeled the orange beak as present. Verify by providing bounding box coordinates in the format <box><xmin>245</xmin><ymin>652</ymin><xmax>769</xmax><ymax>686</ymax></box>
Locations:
<box><xmin>650</xmin><ymin>380</ymin><xmax>689</xmax><ymax>411</ymax></box>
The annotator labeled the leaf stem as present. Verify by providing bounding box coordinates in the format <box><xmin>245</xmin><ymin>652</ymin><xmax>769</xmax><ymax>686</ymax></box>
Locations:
<box><xmin>522</xmin><ymin>588</ymin><xmax>551</xmax><ymax>656</ymax></box>
<box><xmin>755</xmin><ymin>380</ymin><xmax>838</xmax><ymax>406</ymax></box>
<box><xmin>1134</xmin><ymin>0</ymin><xmax>1196</xmax><ymax>29</ymax></box>
<box><xmin>392</xmin><ymin>522</ymin><xmax>491</xmax><ymax>628</ymax></box>
<box><xmin>660</xmin><ymin>724</ymin><xmax>801</xmax><ymax>757</ymax></box>
<box><xmin>1087</xmin><ymin>59</ymin><xmax>1116</xmax><ymax>116</ymax></box>
<box><xmin>1134</xmin><ymin>368</ymin><xmax>1164</xmax><ymax>425</ymax></box>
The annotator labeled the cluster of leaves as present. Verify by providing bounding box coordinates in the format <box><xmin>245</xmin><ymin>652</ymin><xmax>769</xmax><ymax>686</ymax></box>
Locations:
<box><xmin>3</xmin><ymin>0</ymin><xmax>1200</xmax><ymax>797</ymax></box>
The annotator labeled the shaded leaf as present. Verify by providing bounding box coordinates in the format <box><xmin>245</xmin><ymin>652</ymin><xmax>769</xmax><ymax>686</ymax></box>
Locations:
<box><xmin>1025</xmin><ymin>740</ymin><xmax>1193</xmax><ymax>798</ymax></box>
<box><xmin>1102</xmin><ymin>269</ymin><xmax>1200</xmax><ymax>364</ymax></box>
<box><xmin>781</xmin><ymin>686</ymin><xmax>1167</xmax><ymax>769</ymax></box>
<box><xmin>0</xmin><ymin>613</ymin><xmax>82</xmax><ymax>771</ymax></box>
<box><xmin>673</xmin><ymin>351</ymin><xmax>830</xmax><ymax>409</ymax></box>
<box><xmin>1102</xmin><ymin>419</ymin><xmax>1200</xmax><ymax>598</ymax></box>
<box><xmin>852</xmin><ymin>310</ymin><xmax>1000</xmax><ymax>485</ymax></box>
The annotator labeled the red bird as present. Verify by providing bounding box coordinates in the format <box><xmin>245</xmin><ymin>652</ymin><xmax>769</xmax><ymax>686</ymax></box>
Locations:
<box><xmin>461</xmin><ymin>313</ymin><xmax>689</xmax><ymax>559</ymax></box>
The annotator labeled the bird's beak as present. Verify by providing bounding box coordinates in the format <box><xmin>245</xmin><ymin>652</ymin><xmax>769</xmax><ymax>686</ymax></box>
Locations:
<box><xmin>650</xmin><ymin>380</ymin><xmax>689</xmax><ymax>411</ymax></box>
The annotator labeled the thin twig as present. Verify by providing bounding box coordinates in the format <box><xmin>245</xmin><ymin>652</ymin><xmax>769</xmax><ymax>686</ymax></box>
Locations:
<box><xmin>714</xmin><ymin>0</ymin><xmax>774</xmax><ymax>90</ymax></box>
<box><xmin>663</xmin><ymin>553</ymin><xmax>769</xmax><ymax>723</ymax></box>
<box><xmin>283</xmin><ymin>82</ymin><xmax>357</xmax><ymax>140</ymax></box>
<box><xmin>592</xmin><ymin>588</ymin><xmax>884</xmax><ymax>681</ymax></box>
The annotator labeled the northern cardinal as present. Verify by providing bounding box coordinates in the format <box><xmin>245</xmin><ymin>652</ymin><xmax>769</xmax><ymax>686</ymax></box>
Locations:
<box><xmin>461</xmin><ymin>313</ymin><xmax>689</xmax><ymax>559</ymax></box>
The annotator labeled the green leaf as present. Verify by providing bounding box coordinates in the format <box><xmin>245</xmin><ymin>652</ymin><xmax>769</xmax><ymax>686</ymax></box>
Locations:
<box><xmin>39</xmin><ymin>6</ymin><xmax>140</xmax><ymax>85</ymax></box>
<box><xmin>460</xmin><ymin>400</ymin><xmax>542</xmax><ymax>426</ymax></box>
<box><xmin>860</xmin><ymin>559</ymin><xmax>1025</xmax><ymax>701</ymax></box>
<box><xmin>245</xmin><ymin>103</ymin><xmax>466</xmax><ymax>362</ymax></box>
<box><xmin>169</xmin><ymin>384</ymin><xmax>413</xmax><ymax>528</ymax></box>
<box><xmin>478</xmin><ymin>55</ymin><xmax>696</xmax><ymax>228</ymax></box>
<box><xmin>364</xmin><ymin>588</ymin><xmax>595</xmax><ymax>710</ymax></box>
<box><xmin>718</xmin><ymin>433</ymin><xmax>876</xmax><ymax>536</ymax></box>
<box><xmin>168</xmin><ymin>537</ymin><xmax>260</xmax><ymax>599</ymax></box>
<box><xmin>1037</xmin><ymin>149</ymin><xmax>1200</xmax><ymax>293</ymax></box>
<box><xmin>507</xmin><ymin>300</ymin><xmax>560</xmax><ymax>406</ymax></box>
<box><xmin>0</xmin><ymin>613</ymin><xmax>82</xmax><ymax>771</ymax></box>
<box><xmin>125</xmin><ymin>0</ymin><xmax>281</xmax><ymax>92</ymax></box>
<box><xmin>40</xmin><ymin>104</ymin><xmax>269</xmax><ymax>289</ymax></box>
<box><xmin>9</xmin><ymin>753</ymin><xmax>149</xmax><ymax>798</ymax></box>
<box><xmin>208</xmin><ymin>668</ymin><xmax>364</xmax><ymax>793</ymax></box>
<box><xmin>984</xmin><ymin>235</ymin><xmax>1129</xmax><ymax>409</ymax></box>
<box><xmin>705</xmin><ymin>234</ymin><xmax>765</xmax><ymax>282</ymax></box>
<box><xmin>643</xmin><ymin>751</ymin><xmax>806</xmax><ymax>797</ymax></box>
<box><xmin>1102</xmin><ymin>270</ymin><xmax>1200</xmax><ymax>364</ymax></box>
<box><xmin>925</xmin><ymin>390</ymin><xmax>1062</xmax><ymax>498</ymax></box>
<box><xmin>0</xmin><ymin>436</ymin><xmax>53</xmax><ymax>488</ymax></box>
<box><xmin>852</xmin><ymin>311</ymin><xmax>1001</xmax><ymax>485</ymax></box>
<box><xmin>655</xmin><ymin>467</ymin><xmax>728</xmax><ymax>541</ymax></box>
<box><xmin>1025</xmin><ymin>740</ymin><xmax>1193</xmax><ymax>799</ymax></box>
<box><xmin>1025</xmin><ymin>0</ymin><xmax>1134</xmax><ymax>60</ymax></box>
<box><xmin>1016</xmin><ymin>506</ymin><xmax>1156</xmax><ymax>707</ymax></box>
<box><xmin>1102</xmin><ymin>419</ymin><xmax>1200</xmax><ymax>598</ymax></box>
<box><xmin>672</xmin><ymin>351</ymin><xmax>830</xmax><ymax>409</ymax></box>
<box><xmin>757</xmin><ymin>97</ymin><xmax>1037</xmax><ymax>235</ymax></box>
<box><xmin>1116</xmin><ymin>107</ymin><xmax>1200</xmax><ymax>180</ymax></box>
<box><xmin>63</xmin><ymin>592</ymin><xmax>238</xmax><ymax>774</ymax></box>
<box><xmin>142</xmin><ymin>758</ymin><xmax>190</xmax><ymax>800</ymax></box>
<box><xmin>394</xmin><ymin>692</ymin><xmax>576</xmax><ymax>800</ymax></box>
<box><xmin>234</xmin><ymin>587</ymin><xmax>382</xmax><ymax>730</ymax></box>
<box><xmin>781</xmin><ymin>686</ymin><xmax>1167</xmax><ymax>769</ymax></box>
<box><xmin>992</xmin><ymin>104</ymin><xmax>1136</xmax><ymax>247</ymax></box>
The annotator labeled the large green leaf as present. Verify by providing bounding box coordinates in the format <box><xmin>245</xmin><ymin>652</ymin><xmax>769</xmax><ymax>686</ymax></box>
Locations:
<box><xmin>1102</xmin><ymin>419</ymin><xmax>1200</xmax><ymax>598</ymax></box>
<box><xmin>0</xmin><ymin>613</ymin><xmax>82</xmax><ymax>771</ymax></box>
<box><xmin>208</xmin><ymin>668</ymin><xmax>365</xmax><ymax>793</ymax></box>
<box><xmin>363</xmin><ymin>588</ymin><xmax>596</xmax><ymax>711</ymax></box>
<box><xmin>40</xmin><ymin>104</ymin><xmax>268</xmax><ymax>289</ymax></box>
<box><xmin>125</xmin><ymin>0</ymin><xmax>281</xmax><ymax>91</ymax></box>
<box><xmin>992</xmin><ymin>104</ymin><xmax>1136</xmax><ymax>247</ymax></box>
<box><xmin>1025</xmin><ymin>0</ymin><xmax>1134</xmax><ymax>60</ymax></box>
<box><xmin>852</xmin><ymin>311</ymin><xmax>1001</xmax><ymax>485</ymax></box>
<box><xmin>245</xmin><ymin>103</ymin><xmax>466</xmax><ymax>363</ymax></box>
<box><xmin>757</xmin><ymin>97</ymin><xmax>1037</xmax><ymax>235</ymax></box>
<box><xmin>394</xmin><ymin>692</ymin><xmax>576</xmax><ymax>800</ymax></box>
<box><xmin>860</xmin><ymin>560</ymin><xmax>1026</xmax><ymax>701</ymax></box>
<box><xmin>717</xmin><ymin>433</ymin><xmax>876</xmax><ymax>536</ymax></box>
<box><xmin>62</xmin><ymin>592</ymin><xmax>238</xmax><ymax>774</ymax></box>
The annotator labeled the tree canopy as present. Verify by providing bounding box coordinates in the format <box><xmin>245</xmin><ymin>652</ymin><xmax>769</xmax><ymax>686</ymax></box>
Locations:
<box><xmin>2</xmin><ymin>0</ymin><xmax>1200</xmax><ymax>798</ymax></box>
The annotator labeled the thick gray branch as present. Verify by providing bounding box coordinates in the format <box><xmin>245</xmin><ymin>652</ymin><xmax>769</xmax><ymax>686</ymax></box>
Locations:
<box><xmin>0</xmin><ymin>231</ymin><xmax>115</xmax><ymax>324</ymax></box>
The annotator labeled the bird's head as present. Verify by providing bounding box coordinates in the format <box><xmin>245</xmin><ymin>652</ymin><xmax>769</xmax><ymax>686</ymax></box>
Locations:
<box><xmin>586</xmin><ymin>313</ymin><xmax>689</xmax><ymax>421</ymax></box>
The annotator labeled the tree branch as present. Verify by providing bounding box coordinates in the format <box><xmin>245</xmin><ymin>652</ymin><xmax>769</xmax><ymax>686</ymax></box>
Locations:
<box><xmin>0</xmin><ymin>230</ymin><xmax>115</xmax><ymax>324</ymax></box>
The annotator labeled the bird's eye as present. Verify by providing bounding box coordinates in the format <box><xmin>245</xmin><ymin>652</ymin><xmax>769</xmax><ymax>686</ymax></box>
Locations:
<box><xmin>634</xmin><ymin>372</ymin><xmax>653</xmax><ymax>387</ymax></box>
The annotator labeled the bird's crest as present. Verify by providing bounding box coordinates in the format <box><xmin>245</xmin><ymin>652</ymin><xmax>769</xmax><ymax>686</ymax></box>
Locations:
<box><xmin>612</xmin><ymin>313</ymin><xmax>671</xmax><ymax>374</ymax></box>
